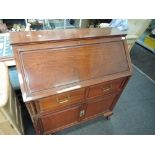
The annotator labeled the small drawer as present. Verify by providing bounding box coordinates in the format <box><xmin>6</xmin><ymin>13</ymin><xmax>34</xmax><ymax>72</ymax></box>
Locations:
<box><xmin>87</xmin><ymin>78</ymin><xmax>125</xmax><ymax>99</ymax></box>
<box><xmin>37</xmin><ymin>88</ymin><xmax>85</xmax><ymax>112</ymax></box>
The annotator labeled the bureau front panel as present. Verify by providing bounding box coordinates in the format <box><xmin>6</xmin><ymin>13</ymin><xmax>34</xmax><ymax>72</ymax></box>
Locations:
<box><xmin>16</xmin><ymin>40</ymin><xmax>129</xmax><ymax>99</ymax></box>
<box><xmin>38</xmin><ymin>88</ymin><xmax>85</xmax><ymax>112</ymax></box>
<box><xmin>40</xmin><ymin>104</ymin><xmax>80</xmax><ymax>133</ymax></box>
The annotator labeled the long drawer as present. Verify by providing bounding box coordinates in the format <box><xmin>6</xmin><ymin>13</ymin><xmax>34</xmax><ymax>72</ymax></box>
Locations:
<box><xmin>37</xmin><ymin>88</ymin><xmax>85</xmax><ymax>113</ymax></box>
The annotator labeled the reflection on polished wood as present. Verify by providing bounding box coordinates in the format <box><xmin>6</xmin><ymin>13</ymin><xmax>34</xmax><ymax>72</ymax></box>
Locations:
<box><xmin>10</xmin><ymin>28</ymin><xmax>132</xmax><ymax>134</ymax></box>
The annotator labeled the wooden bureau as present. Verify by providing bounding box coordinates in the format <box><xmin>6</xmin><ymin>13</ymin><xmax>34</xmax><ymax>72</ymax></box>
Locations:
<box><xmin>10</xmin><ymin>28</ymin><xmax>132</xmax><ymax>134</ymax></box>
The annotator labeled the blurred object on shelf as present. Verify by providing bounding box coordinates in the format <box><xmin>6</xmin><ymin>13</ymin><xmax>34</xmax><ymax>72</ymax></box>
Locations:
<box><xmin>43</xmin><ymin>19</ymin><xmax>52</xmax><ymax>30</ymax></box>
<box><xmin>25</xmin><ymin>23</ymin><xmax>31</xmax><ymax>31</ymax></box>
<box><xmin>20</xmin><ymin>25</ymin><xmax>26</xmax><ymax>31</ymax></box>
<box><xmin>0</xmin><ymin>23</ymin><xmax>8</xmax><ymax>33</ymax></box>
<box><xmin>66</xmin><ymin>19</ymin><xmax>80</xmax><ymax>29</ymax></box>
<box><xmin>68</xmin><ymin>19</ymin><xmax>75</xmax><ymax>25</ymax></box>
<box><xmin>99</xmin><ymin>23</ymin><xmax>110</xmax><ymax>28</ymax></box>
<box><xmin>27</xmin><ymin>19</ymin><xmax>44</xmax><ymax>30</ymax></box>
<box><xmin>48</xmin><ymin>19</ymin><xmax>64</xmax><ymax>29</ymax></box>
<box><xmin>2</xmin><ymin>19</ymin><xmax>85</xmax><ymax>31</ymax></box>
<box><xmin>27</xmin><ymin>19</ymin><xmax>36</xmax><ymax>24</ymax></box>
<box><xmin>2</xmin><ymin>19</ymin><xmax>26</xmax><ymax>31</ymax></box>
<box><xmin>49</xmin><ymin>21</ymin><xmax>55</xmax><ymax>29</ymax></box>
<box><xmin>11</xmin><ymin>24</ymin><xmax>25</xmax><ymax>32</ymax></box>
<box><xmin>98</xmin><ymin>19</ymin><xmax>128</xmax><ymax>31</ymax></box>
<box><xmin>89</xmin><ymin>19</ymin><xmax>112</xmax><ymax>28</ymax></box>
<box><xmin>109</xmin><ymin>19</ymin><xmax>128</xmax><ymax>31</ymax></box>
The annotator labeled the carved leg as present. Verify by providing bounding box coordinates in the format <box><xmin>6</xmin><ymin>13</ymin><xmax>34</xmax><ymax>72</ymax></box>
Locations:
<box><xmin>103</xmin><ymin>111</ymin><xmax>113</xmax><ymax>120</ymax></box>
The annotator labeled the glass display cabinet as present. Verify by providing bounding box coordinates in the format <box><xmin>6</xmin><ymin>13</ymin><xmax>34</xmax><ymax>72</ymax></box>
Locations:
<box><xmin>27</xmin><ymin>19</ymin><xmax>82</xmax><ymax>30</ymax></box>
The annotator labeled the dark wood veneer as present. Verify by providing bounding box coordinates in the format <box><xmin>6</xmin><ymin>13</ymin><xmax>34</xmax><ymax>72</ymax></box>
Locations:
<box><xmin>10</xmin><ymin>28</ymin><xmax>132</xmax><ymax>134</ymax></box>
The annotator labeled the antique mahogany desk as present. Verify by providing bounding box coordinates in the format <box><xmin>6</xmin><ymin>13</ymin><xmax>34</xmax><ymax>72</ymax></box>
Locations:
<box><xmin>10</xmin><ymin>28</ymin><xmax>132</xmax><ymax>134</ymax></box>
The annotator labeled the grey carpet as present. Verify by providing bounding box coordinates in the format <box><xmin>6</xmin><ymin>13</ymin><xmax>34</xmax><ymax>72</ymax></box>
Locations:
<box><xmin>56</xmin><ymin>67</ymin><xmax>155</xmax><ymax>135</ymax></box>
<box><xmin>130</xmin><ymin>43</ymin><xmax>155</xmax><ymax>81</ymax></box>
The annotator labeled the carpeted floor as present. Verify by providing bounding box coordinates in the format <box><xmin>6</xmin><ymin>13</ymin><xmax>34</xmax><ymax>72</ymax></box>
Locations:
<box><xmin>130</xmin><ymin>43</ymin><xmax>155</xmax><ymax>81</ymax></box>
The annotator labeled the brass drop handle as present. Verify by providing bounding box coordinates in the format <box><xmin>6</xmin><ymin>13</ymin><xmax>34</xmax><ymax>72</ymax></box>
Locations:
<box><xmin>56</xmin><ymin>95</ymin><xmax>70</xmax><ymax>104</ymax></box>
<box><xmin>80</xmin><ymin>110</ymin><xmax>85</xmax><ymax>117</ymax></box>
<box><xmin>102</xmin><ymin>84</ymin><xmax>112</xmax><ymax>92</ymax></box>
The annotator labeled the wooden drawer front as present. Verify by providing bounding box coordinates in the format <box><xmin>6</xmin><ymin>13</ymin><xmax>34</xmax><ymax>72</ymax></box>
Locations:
<box><xmin>85</xmin><ymin>93</ymin><xmax>117</xmax><ymax>119</ymax></box>
<box><xmin>40</xmin><ymin>104</ymin><xmax>80</xmax><ymax>133</ymax></box>
<box><xmin>87</xmin><ymin>78</ymin><xmax>124</xmax><ymax>99</ymax></box>
<box><xmin>38</xmin><ymin>88</ymin><xmax>85</xmax><ymax>112</ymax></box>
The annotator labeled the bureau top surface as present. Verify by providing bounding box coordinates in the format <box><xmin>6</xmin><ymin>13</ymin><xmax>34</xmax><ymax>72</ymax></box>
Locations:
<box><xmin>10</xmin><ymin>28</ymin><xmax>126</xmax><ymax>45</ymax></box>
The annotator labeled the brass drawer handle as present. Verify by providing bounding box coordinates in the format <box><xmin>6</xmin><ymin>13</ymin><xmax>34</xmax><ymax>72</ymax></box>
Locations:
<box><xmin>80</xmin><ymin>110</ymin><xmax>85</xmax><ymax>117</ymax></box>
<box><xmin>102</xmin><ymin>84</ymin><xmax>112</xmax><ymax>92</ymax></box>
<box><xmin>56</xmin><ymin>95</ymin><xmax>70</xmax><ymax>104</ymax></box>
